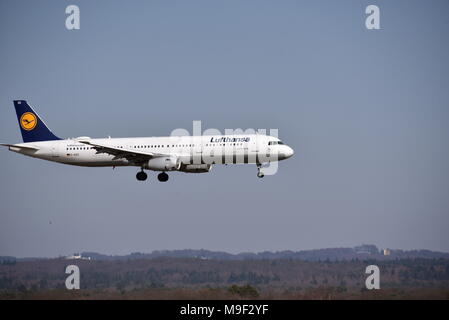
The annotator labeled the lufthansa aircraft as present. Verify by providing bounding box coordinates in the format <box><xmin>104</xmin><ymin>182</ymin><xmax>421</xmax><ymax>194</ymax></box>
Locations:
<box><xmin>2</xmin><ymin>101</ymin><xmax>294</xmax><ymax>182</ymax></box>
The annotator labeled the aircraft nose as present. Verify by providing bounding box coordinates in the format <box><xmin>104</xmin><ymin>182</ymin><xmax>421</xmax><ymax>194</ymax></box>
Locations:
<box><xmin>279</xmin><ymin>146</ymin><xmax>294</xmax><ymax>159</ymax></box>
<box><xmin>285</xmin><ymin>146</ymin><xmax>294</xmax><ymax>158</ymax></box>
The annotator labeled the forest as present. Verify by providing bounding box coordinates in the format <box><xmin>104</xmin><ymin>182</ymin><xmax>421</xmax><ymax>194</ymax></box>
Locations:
<box><xmin>1</xmin><ymin>257</ymin><xmax>448</xmax><ymax>299</ymax></box>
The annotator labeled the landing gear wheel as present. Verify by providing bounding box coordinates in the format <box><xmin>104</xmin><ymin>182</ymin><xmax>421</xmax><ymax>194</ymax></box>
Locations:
<box><xmin>158</xmin><ymin>172</ymin><xmax>169</xmax><ymax>182</ymax></box>
<box><xmin>136</xmin><ymin>171</ymin><xmax>148</xmax><ymax>181</ymax></box>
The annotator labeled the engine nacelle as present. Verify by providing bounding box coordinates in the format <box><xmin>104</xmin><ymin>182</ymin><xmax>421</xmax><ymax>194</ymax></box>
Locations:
<box><xmin>179</xmin><ymin>164</ymin><xmax>212</xmax><ymax>173</ymax></box>
<box><xmin>145</xmin><ymin>156</ymin><xmax>180</xmax><ymax>171</ymax></box>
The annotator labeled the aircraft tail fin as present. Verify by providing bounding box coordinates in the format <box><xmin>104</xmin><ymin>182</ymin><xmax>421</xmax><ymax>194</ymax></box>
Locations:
<box><xmin>13</xmin><ymin>100</ymin><xmax>61</xmax><ymax>143</ymax></box>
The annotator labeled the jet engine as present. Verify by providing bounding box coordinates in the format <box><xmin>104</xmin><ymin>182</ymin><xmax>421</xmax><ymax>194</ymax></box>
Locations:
<box><xmin>145</xmin><ymin>156</ymin><xmax>180</xmax><ymax>171</ymax></box>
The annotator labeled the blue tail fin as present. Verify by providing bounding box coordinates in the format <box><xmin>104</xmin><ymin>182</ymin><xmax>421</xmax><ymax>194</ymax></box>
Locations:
<box><xmin>13</xmin><ymin>100</ymin><xmax>61</xmax><ymax>143</ymax></box>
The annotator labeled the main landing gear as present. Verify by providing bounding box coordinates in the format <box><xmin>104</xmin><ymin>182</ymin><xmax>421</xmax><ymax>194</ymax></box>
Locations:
<box><xmin>136</xmin><ymin>170</ymin><xmax>148</xmax><ymax>181</ymax></box>
<box><xmin>136</xmin><ymin>170</ymin><xmax>169</xmax><ymax>182</ymax></box>
<box><xmin>256</xmin><ymin>163</ymin><xmax>264</xmax><ymax>178</ymax></box>
<box><xmin>157</xmin><ymin>172</ymin><xmax>169</xmax><ymax>182</ymax></box>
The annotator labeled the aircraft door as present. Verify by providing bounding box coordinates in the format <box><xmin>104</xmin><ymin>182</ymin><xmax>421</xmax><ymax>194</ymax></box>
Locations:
<box><xmin>193</xmin><ymin>138</ymin><xmax>202</xmax><ymax>164</ymax></box>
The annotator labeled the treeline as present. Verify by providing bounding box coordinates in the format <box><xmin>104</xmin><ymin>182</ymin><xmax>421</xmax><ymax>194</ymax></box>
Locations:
<box><xmin>76</xmin><ymin>245</ymin><xmax>449</xmax><ymax>261</ymax></box>
<box><xmin>1</xmin><ymin>257</ymin><xmax>449</xmax><ymax>294</ymax></box>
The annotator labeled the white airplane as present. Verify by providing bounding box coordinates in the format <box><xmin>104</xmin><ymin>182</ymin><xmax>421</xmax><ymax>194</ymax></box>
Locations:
<box><xmin>1</xmin><ymin>100</ymin><xmax>294</xmax><ymax>182</ymax></box>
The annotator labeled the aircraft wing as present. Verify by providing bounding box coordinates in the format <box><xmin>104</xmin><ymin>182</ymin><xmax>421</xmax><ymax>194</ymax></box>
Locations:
<box><xmin>78</xmin><ymin>140</ymin><xmax>167</xmax><ymax>164</ymax></box>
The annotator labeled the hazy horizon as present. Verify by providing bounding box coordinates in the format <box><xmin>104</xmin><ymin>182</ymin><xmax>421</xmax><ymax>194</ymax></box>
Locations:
<box><xmin>3</xmin><ymin>243</ymin><xmax>449</xmax><ymax>260</ymax></box>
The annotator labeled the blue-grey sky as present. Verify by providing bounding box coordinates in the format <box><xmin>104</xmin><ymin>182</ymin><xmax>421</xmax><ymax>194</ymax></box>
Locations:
<box><xmin>1</xmin><ymin>0</ymin><xmax>449</xmax><ymax>257</ymax></box>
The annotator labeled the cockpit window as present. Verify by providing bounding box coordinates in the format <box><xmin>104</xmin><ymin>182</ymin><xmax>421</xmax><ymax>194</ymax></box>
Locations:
<box><xmin>268</xmin><ymin>141</ymin><xmax>284</xmax><ymax>145</ymax></box>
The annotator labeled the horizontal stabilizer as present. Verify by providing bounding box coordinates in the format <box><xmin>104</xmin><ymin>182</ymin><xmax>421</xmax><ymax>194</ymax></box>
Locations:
<box><xmin>0</xmin><ymin>143</ymin><xmax>39</xmax><ymax>150</ymax></box>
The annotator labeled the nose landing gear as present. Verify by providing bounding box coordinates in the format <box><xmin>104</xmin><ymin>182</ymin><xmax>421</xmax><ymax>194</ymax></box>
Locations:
<box><xmin>256</xmin><ymin>163</ymin><xmax>264</xmax><ymax>178</ymax></box>
<box><xmin>157</xmin><ymin>172</ymin><xmax>169</xmax><ymax>182</ymax></box>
